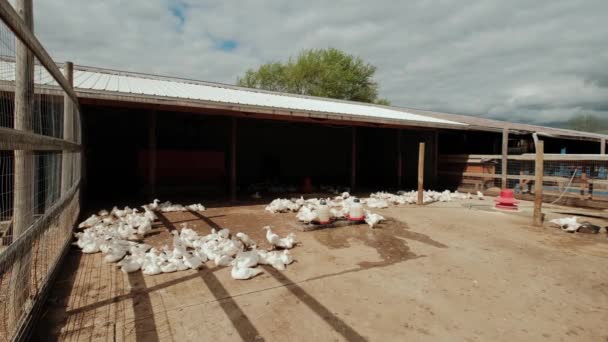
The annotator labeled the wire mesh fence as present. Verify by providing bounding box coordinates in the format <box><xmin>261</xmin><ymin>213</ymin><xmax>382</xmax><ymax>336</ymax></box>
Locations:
<box><xmin>0</xmin><ymin>1</ymin><xmax>82</xmax><ymax>340</ymax></box>
<box><xmin>438</xmin><ymin>153</ymin><xmax>608</xmax><ymax>206</ymax></box>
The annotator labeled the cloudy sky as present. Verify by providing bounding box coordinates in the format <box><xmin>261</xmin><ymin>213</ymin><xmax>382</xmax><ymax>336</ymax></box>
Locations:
<box><xmin>34</xmin><ymin>0</ymin><xmax>608</xmax><ymax>125</ymax></box>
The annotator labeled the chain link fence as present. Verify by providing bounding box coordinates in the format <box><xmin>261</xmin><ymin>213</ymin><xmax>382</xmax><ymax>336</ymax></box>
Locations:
<box><xmin>0</xmin><ymin>0</ymin><xmax>82</xmax><ymax>340</ymax></box>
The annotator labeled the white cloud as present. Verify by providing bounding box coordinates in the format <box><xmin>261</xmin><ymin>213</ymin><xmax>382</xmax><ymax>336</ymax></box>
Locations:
<box><xmin>34</xmin><ymin>0</ymin><xmax>608</xmax><ymax>124</ymax></box>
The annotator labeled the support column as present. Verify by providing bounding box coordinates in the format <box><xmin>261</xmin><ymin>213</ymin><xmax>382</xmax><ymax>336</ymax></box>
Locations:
<box><xmin>10</xmin><ymin>0</ymin><xmax>34</xmax><ymax>330</ymax></box>
<box><xmin>147</xmin><ymin>110</ymin><xmax>157</xmax><ymax>198</ymax></box>
<box><xmin>351</xmin><ymin>127</ymin><xmax>357</xmax><ymax>193</ymax></box>
<box><xmin>601</xmin><ymin>138</ymin><xmax>606</xmax><ymax>155</ymax></box>
<box><xmin>61</xmin><ymin>62</ymin><xmax>74</xmax><ymax>195</ymax></box>
<box><xmin>433</xmin><ymin>131</ymin><xmax>439</xmax><ymax>187</ymax></box>
<box><xmin>230</xmin><ymin>117</ymin><xmax>237</xmax><ymax>202</ymax></box>
<box><xmin>13</xmin><ymin>0</ymin><xmax>34</xmax><ymax>238</ymax></box>
<box><xmin>417</xmin><ymin>142</ymin><xmax>425</xmax><ymax>205</ymax></box>
<box><xmin>501</xmin><ymin>128</ymin><xmax>509</xmax><ymax>189</ymax></box>
<box><xmin>533</xmin><ymin>141</ymin><xmax>544</xmax><ymax>227</ymax></box>
<box><xmin>397</xmin><ymin>130</ymin><xmax>402</xmax><ymax>189</ymax></box>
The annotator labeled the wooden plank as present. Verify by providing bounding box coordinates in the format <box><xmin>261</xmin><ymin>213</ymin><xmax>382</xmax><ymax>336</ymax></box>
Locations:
<box><xmin>418</xmin><ymin>142</ymin><xmax>425</xmax><ymax>205</ymax></box>
<box><xmin>61</xmin><ymin>61</ymin><xmax>73</xmax><ymax>195</ymax></box>
<box><xmin>440</xmin><ymin>154</ymin><xmax>608</xmax><ymax>162</ymax></box>
<box><xmin>0</xmin><ymin>127</ymin><xmax>82</xmax><ymax>151</ymax></box>
<box><xmin>502</xmin><ymin>128</ymin><xmax>509</xmax><ymax>189</ymax></box>
<box><xmin>9</xmin><ymin>0</ymin><xmax>33</xmax><ymax>333</ymax></box>
<box><xmin>534</xmin><ymin>141</ymin><xmax>544</xmax><ymax>226</ymax></box>
<box><xmin>602</xmin><ymin>138</ymin><xmax>606</xmax><ymax>155</ymax></box>
<box><xmin>438</xmin><ymin>171</ymin><xmax>608</xmax><ymax>185</ymax></box>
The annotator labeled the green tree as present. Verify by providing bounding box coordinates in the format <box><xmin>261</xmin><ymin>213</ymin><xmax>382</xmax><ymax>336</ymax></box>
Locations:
<box><xmin>237</xmin><ymin>48</ymin><xmax>390</xmax><ymax>105</ymax></box>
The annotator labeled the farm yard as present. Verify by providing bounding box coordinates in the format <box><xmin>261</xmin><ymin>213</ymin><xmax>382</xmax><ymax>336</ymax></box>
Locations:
<box><xmin>36</xmin><ymin>196</ymin><xmax>608</xmax><ymax>341</ymax></box>
<box><xmin>1</xmin><ymin>1</ymin><xmax>608</xmax><ymax>341</ymax></box>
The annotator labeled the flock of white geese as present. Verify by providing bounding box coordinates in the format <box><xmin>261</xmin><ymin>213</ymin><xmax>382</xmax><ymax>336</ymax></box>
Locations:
<box><xmin>74</xmin><ymin>190</ymin><xmax>483</xmax><ymax>280</ymax></box>
<box><xmin>265</xmin><ymin>190</ymin><xmax>483</xmax><ymax>228</ymax></box>
<box><xmin>74</xmin><ymin>200</ymin><xmax>297</xmax><ymax>280</ymax></box>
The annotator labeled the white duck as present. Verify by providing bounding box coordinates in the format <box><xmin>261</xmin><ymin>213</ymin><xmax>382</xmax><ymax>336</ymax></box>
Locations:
<box><xmin>142</xmin><ymin>249</ymin><xmax>162</xmax><ymax>275</ymax></box>
<box><xmin>263</xmin><ymin>226</ymin><xmax>280</xmax><ymax>247</ymax></box>
<box><xmin>184</xmin><ymin>254</ymin><xmax>203</xmax><ymax>269</ymax></box>
<box><xmin>214</xmin><ymin>255</ymin><xmax>233</xmax><ymax>267</ymax></box>
<box><xmin>119</xmin><ymin>256</ymin><xmax>142</xmax><ymax>273</ymax></box>
<box><xmin>78</xmin><ymin>215</ymin><xmax>100</xmax><ymax>228</ymax></box>
<box><xmin>217</xmin><ymin>228</ymin><xmax>230</xmax><ymax>239</ymax></box>
<box><xmin>276</xmin><ymin>233</ymin><xmax>297</xmax><ymax>249</ymax></box>
<box><xmin>233</xmin><ymin>250</ymin><xmax>259</xmax><ymax>268</ymax></box>
<box><xmin>365</xmin><ymin>211</ymin><xmax>385</xmax><ymax>229</ymax></box>
<box><xmin>235</xmin><ymin>232</ymin><xmax>256</xmax><ymax>249</ymax></box>
<box><xmin>231</xmin><ymin>266</ymin><xmax>263</xmax><ymax>280</ymax></box>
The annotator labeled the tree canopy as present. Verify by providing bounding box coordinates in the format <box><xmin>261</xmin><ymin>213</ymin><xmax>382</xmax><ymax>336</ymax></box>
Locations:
<box><xmin>237</xmin><ymin>48</ymin><xmax>390</xmax><ymax>105</ymax></box>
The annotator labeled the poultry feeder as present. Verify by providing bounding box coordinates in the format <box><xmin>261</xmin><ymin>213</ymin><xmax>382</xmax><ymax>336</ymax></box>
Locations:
<box><xmin>346</xmin><ymin>198</ymin><xmax>365</xmax><ymax>222</ymax></box>
<box><xmin>316</xmin><ymin>200</ymin><xmax>331</xmax><ymax>224</ymax></box>
<box><xmin>494</xmin><ymin>189</ymin><xmax>519</xmax><ymax>211</ymax></box>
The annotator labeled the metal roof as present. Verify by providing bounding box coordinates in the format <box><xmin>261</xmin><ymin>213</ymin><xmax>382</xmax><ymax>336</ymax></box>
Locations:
<box><xmin>5</xmin><ymin>60</ymin><xmax>463</xmax><ymax>127</ymax></box>
<box><xmin>1</xmin><ymin>60</ymin><xmax>606</xmax><ymax>141</ymax></box>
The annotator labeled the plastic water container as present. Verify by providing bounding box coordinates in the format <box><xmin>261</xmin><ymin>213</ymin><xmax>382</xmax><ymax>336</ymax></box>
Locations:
<box><xmin>317</xmin><ymin>200</ymin><xmax>331</xmax><ymax>224</ymax></box>
<box><xmin>349</xmin><ymin>198</ymin><xmax>364</xmax><ymax>220</ymax></box>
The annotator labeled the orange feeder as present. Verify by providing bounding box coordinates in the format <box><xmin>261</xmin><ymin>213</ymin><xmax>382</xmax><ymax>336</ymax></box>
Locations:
<box><xmin>495</xmin><ymin>189</ymin><xmax>519</xmax><ymax>211</ymax></box>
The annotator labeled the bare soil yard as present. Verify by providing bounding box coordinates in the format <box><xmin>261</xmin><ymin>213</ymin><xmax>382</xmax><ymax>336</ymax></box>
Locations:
<box><xmin>36</xmin><ymin>198</ymin><xmax>608</xmax><ymax>341</ymax></box>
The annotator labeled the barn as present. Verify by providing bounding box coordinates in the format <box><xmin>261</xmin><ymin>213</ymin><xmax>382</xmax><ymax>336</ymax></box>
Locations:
<box><xmin>27</xmin><ymin>63</ymin><xmax>607</xmax><ymax>207</ymax></box>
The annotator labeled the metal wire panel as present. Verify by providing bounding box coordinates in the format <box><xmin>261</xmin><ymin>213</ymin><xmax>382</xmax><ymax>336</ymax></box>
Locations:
<box><xmin>0</xmin><ymin>3</ymin><xmax>82</xmax><ymax>340</ymax></box>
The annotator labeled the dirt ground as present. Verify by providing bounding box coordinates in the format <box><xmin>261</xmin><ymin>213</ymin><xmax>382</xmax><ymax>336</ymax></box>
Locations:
<box><xmin>35</xmin><ymin>197</ymin><xmax>608</xmax><ymax>341</ymax></box>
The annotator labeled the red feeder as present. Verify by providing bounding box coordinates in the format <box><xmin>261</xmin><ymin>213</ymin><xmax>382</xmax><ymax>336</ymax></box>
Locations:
<box><xmin>495</xmin><ymin>189</ymin><xmax>519</xmax><ymax>211</ymax></box>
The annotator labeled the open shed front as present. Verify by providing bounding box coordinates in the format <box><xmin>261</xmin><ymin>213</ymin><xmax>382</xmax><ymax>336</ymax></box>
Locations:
<box><xmin>80</xmin><ymin>102</ymin><xmax>440</xmax><ymax>206</ymax></box>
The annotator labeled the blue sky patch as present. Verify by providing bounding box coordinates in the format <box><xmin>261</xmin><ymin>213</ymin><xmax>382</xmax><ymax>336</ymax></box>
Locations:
<box><xmin>216</xmin><ymin>39</ymin><xmax>238</xmax><ymax>52</ymax></box>
<box><xmin>168</xmin><ymin>0</ymin><xmax>187</xmax><ymax>27</ymax></box>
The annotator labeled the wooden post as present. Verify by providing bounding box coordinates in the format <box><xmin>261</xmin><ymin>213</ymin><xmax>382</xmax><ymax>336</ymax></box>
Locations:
<box><xmin>397</xmin><ymin>130</ymin><xmax>402</xmax><ymax>189</ymax></box>
<box><xmin>147</xmin><ymin>110</ymin><xmax>156</xmax><ymax>197</ymax></box>
<box><xmin>601</xmin><ymin>138</ymin><xmax>606</xmax><ymax>155</ymax></box>
<box><xmin>13</xmin><ymin>0</ymin><xmax>34</xmax><ymax>238</ymax></box>
<box><xmin>501</xmin><ymin>128</ymin><xmax>509</xmax><ymax>189</ymax></box>
<box><xmin>351</xmin><ymin>127</ymin><xmax>356</xmax><ymax>193</ymax></box>
<box><xmin>533</xmin><ymin>141</ymin><xmax>544</xmax><ymax>226</ymax></box>
<box><xmin>61</xmin><ymin>62</ymin><xmax>73</xmax><ymax>195</ymax></box>
<box><xmin>417</xmin><ymin>142</ymin><xmax>425</xmax><ymax>205</ymax></box>
<box><xmin>230</xmin><ymin>117</ymin><xmax>237</xmax><ymax>202</ymax></box>
<box><xmin>10</xmin><ymin>0</ymin><xmax>34</xmax><ymax>330</ymax></box>
<box><xmin>433</xmin><ymin>131</ymin><xmax>439</xmax><ymax>186</ymax></box>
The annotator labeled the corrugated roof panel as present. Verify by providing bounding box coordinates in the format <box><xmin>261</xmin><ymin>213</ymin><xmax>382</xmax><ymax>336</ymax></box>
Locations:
<box><xmin>76</xmin><ymin>71</ymin><xmax>100</xmax><ymax>89</ymax></box>
<box><xmin>116</xmin><ymin>75</ymin><xmax>131</xmax><ymax>93</ymax></box>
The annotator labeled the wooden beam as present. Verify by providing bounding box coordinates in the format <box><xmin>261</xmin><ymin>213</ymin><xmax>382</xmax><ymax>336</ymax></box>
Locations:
<box><xmin>0</xmin><ymin>0</ymin><xmax>79</xmax><ymax>106</ymax></box>
<box><xmin>601</xmin><ymin>138</ymin><xmax>606</xmax><ymax>155</ymax></box>
<box><xmin>351</xmin><ymin>127</ymin><xmax>357</xmax><ymax>192</ymax></box>
<box><xmin>533</xmin><ymin>141</ymin><xmax>544</xmax><ymax>226</ymax></box>
<box><xmin>397</xmin><ymin>130</ymin><xmax>402</xmax><ymax>189</ymax></box>
<box><xmin>9</xmin><ymin>0</ymin><xmax>33</xmax><ymax>332</ymax></box>
<box><xmin>13</xmin><ymin>0</ymin><xmax>33</xmax><ymax>238</ymax></box>
<box><xmin>147</xmin><ymin>110</ymin><xmax>157</xmax><ymax>197</ymax></box>
<box><xmin>0</xmin><ymin>127</ymin><xmax>81</xmax><ymax>151</ymax></box>
<box><xmin>61</xmin><ymin>61</ymin><xmax>74</xmax><ymax>195</ymax></box>
<box><xmin>501</xmin><ymin>128</ymin><xmax>509</xmax><ymax>189</ymax></box>
<box><xmin>230</xmin><ymin>117</ymin><xmax>237</xmax><ymax>202</ymax></box>
<box><xmin>418</xmin><ymin>142</ymin><xmax>425</xmax><ymax>205</ymax></box>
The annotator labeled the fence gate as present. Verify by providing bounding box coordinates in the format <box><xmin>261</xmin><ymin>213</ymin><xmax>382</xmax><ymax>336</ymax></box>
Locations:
<box><xmin>0</xmin><ymin>0</ymin><xmax>82</xmax><ymax>340</ymax></box>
